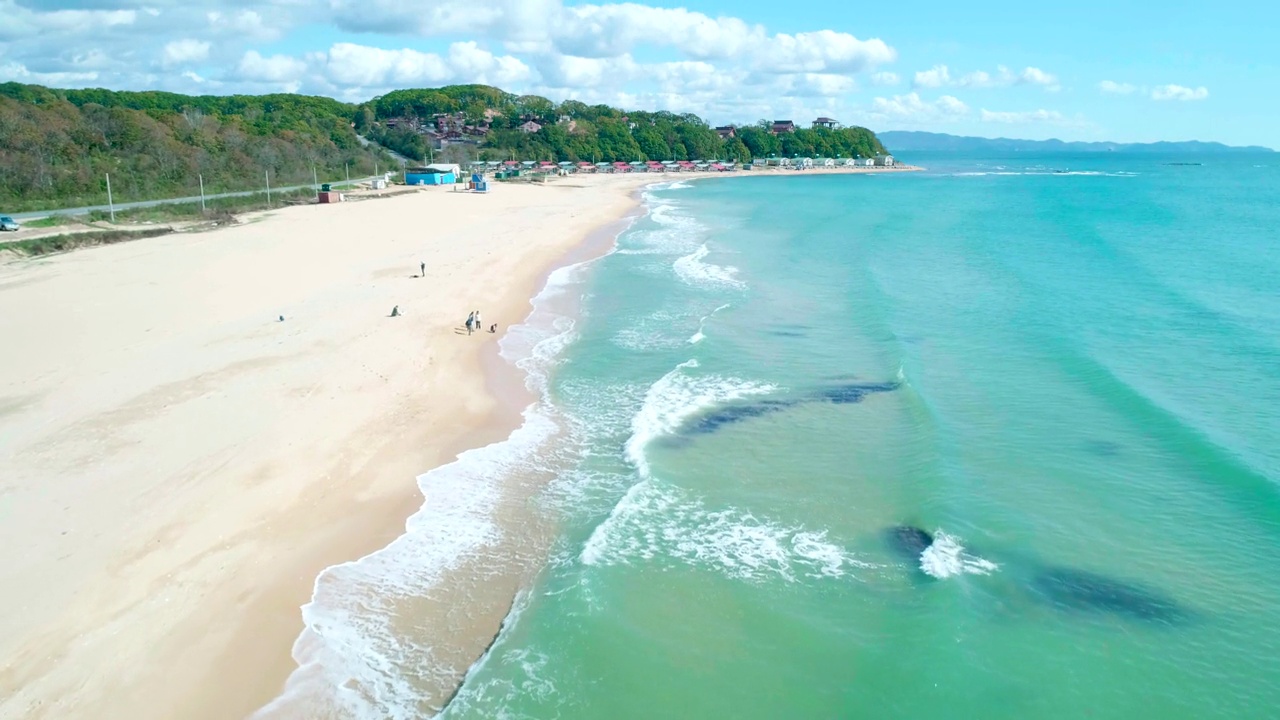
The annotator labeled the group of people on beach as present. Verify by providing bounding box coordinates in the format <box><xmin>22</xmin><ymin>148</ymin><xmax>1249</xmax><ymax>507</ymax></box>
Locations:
<box><xmin>466</xmin><ymin>310</ymin><xmax>495</xmax><ymax>335</ymax></box>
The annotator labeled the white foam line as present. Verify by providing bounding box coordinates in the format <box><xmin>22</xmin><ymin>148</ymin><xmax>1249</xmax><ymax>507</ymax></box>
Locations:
<box><xmin>673</xmin><ymin>243</ymin><xmax>746</xmax><ymax>290</ymax></box>
<box><xmin>581</xmin><ymin>360</ymin><xmax>777</xmax><ymax>566</ymax></box>
<box><xmin>252</xmin><ymin>208</ymin><xmax>629</xmax><ymax>720</ymax></box>
<box><xmin>689</xmin><ymin>303</ymin><xmax>731</xmax><ymax>344</ymax></box>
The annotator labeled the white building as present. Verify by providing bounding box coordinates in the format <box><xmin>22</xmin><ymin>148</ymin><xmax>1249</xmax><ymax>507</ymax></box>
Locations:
<box><xmin>874</xmin><ymin>155</ymin><xmax>896</xmax><ymax>167</ymax></box>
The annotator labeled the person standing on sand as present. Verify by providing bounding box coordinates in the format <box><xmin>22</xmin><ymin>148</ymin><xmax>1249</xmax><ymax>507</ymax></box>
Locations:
<box><xmin>466</xmin><ymin>311</ymin><xmax>475</xmax><ymax>335</ymax></box>
<box><xmin>474</xmin><ymin>310</ymin><xmax>482</xmax><ymax>334</ymax></box>
<box><xmin>420</xmin><ymin>261</ymin><xmax>425</xmax><ymax>277</ymax></box>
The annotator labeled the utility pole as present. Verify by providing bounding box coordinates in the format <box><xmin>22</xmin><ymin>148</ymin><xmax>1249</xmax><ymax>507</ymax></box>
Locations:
<box><xmin>198</xmin><ymin>174</ymin><xmax>206</xmax><ymax>212</ymax></box>
<box><xmin>313</xmin><ymin>165</ymin><xmax>319</xmax><ymax>198</ymax></box>
<box><xmin>345</xmin><ymin>162</ymin><xmax>350</xmax><ymax>184</ymax></box>
<box><xmin>105</xmin><ymin>172</ymin><xmax>115</xmax><ymax>223</ymax></box>
<box><xmin>265</xmin><ymin>169</ymin><xmax>271</xmax><ymax>207</ymax></box>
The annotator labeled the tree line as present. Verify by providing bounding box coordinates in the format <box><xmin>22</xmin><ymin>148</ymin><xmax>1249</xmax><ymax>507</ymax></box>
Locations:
<box><xmin>0</xmin><ymin>81</ymin><xmax>889</xmax><ymax>211</ymax></box>
<box><xmin>357</xmin><ymin>87</ymin><xmax>886</xmax><ymax>163</ymax></box>
<box><xmin>0</xmin><ymin>82</ymin><xmax>388</xmax><ymax>212</ymax></box>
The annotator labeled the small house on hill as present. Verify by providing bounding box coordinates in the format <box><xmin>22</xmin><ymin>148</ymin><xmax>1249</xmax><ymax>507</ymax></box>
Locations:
<box><xmin>770</xmin><ymin>120</ymin><xmax>796</xmax><ymax>134</ymax></box>
<box><xmin>813</xmin><ymin>117</ymin><xmax>838</xmax><ymax>129</ymax></box>
<box><xmin>519</xmin><ymin>120</ymin><xmax>543</xmax><ymax>133</ymax></box>
<box><xmin>715</xmin><ymin>126</ymin><xmax>736</xmax><ymax>139</ymax></box>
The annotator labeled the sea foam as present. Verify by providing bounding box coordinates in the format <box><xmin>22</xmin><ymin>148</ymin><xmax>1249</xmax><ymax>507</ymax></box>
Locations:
<box><xmin>251</xmin><ymin>243</ymin><xmax>606</xmax><ymax>720</ymax></box>
<box><xmin>920</xmin><ymin>530</ymin><xmax>999</xmax><ymax>579</ymax></box>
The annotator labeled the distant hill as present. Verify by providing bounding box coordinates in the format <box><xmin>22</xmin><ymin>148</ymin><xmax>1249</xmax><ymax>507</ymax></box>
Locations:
<box><xmin>878</xmin><ymin>131</ymin><xmax>1273</xmax><ymax>154</ymax></box>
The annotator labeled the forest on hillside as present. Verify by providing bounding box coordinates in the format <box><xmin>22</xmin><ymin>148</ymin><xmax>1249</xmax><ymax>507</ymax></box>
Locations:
<box><xmin>0</xmin><ymin>82</ymin><xmax>887</xmax><ymax>211</ymax></box>
<box><xmin>360</xmin><ymin>86</ymin><xmax>886</xmax><ymax>164</ymax></box>
<box><xmin>0</xmin><ymin>83</ymin><xmax>388</xmax><ymax>212</ymax></box>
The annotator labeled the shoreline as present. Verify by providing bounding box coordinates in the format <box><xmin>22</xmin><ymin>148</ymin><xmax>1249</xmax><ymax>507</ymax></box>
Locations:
<box><xmin>0</xmin><ymin>174</ymin><xmax>653</xmax><ymax>720</ymax></box>
<box><xmin>0</xmin><ymin>169</ymin><xmax>888</xmax><ymax>720</ymax></box>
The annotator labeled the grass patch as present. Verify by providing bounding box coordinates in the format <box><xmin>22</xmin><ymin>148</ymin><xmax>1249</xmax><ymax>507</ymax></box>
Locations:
<box><xmin>86</xmin><ymin>189</ymin><xmax>316</xmax><ymax>224</ymax></box>
<box><xmin>0</xmin><ymin>227</ymin><xmax>173</xmax><ymax>257</ymax></box>
<box><xmin>22</xmin><ymin>215</ymin><xmax>76</xmax><ymax>228</ymax></box>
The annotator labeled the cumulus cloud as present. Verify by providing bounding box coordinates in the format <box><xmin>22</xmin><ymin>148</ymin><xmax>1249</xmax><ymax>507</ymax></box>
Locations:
<box><xmin>1151</xmin><ymin>84</ymin><xmax>1208</xmax><ymax>101</ymax></box>
<box><xmin>0</xmin><ymin>1</ymin><xmax>137</xmax><ymax>41</ymax></box>
<box><xmin>913</xmin><ymin>65</ymin><xmax>951</xmax><ymax>88</ymax></box>
<box><xmin>872</xmin><ymin>71</ymin><xmax>899</xmax><ymax>86</ymax></box>
<box><xmin>163</xmin><ymin>39</ymin><xmax>211</xmax><ymax>67</ymax></box>
<box><xmin>0</xmin><ymin>61</ymin><xmax>98</xmax><ymax>85</ymax></box>
<box><xmin>237</xmin><ymin>50</ymin><xmax>307</xmax><ymax>84</ymax></box>
<box><xmin>914</xmin><ymin>64</ymin><xmax>1058</xmax><ymax>91</ymax></box>
<box><xmin>1098</xmin><ymin>80</ymin><xmax>1136</xmax><ymax>95</ymax></box>
<box><xmin>979</xmin><ymin>108</ymin><xmax>1065</xmax><ymax>123</ymax></box>
<box><xmin>870</xmin><ymin>92</ymin><xmax>969</xmax><ymax>122</ymax></box>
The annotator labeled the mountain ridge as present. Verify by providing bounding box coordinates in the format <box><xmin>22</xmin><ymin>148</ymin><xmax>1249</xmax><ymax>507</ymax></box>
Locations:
<box><xmin>879</xmin><ymin>130</ymin><xmax>1273</xmax><ymax>154</ymax></box>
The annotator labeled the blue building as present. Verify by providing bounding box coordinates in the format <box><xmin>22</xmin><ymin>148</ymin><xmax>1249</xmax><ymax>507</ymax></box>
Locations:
<box><xmin>405</xmin><ymin>168</ymin><xmax>456</xmax><ymax>185</ymax></box>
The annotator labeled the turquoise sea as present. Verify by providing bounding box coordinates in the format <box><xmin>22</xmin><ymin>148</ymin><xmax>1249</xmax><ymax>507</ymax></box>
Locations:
<box><xmin>262</xmin><ymin>153</ymin><xmax>1280</xmax><ymax>719</ymax></box>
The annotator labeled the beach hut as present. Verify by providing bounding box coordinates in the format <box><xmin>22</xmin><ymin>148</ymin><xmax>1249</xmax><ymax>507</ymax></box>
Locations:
<box><xmin>612</xmin><ymin>161</ymin><xmax>632</xmax><ymax>173</ymax></box>
<box><xmin>558</xmin><ymin>161</ymin><xmax>576</xmax><ymax>173</ymax></box>
<box><xmin>677</xmin><ymin>161</ymin><xmax>696</xmax><ymax>173</ymax></box>
<box><xmin>577</xmin><ymin>162</ymin><xmax>597</xmax><ymax>174</ymax></box>
<box><xmin>875</xmin><ymin>155</ymin><xmax>896</xmax><ymax>167</ymax></box>
<box><xmin>405</xmin><ymin>165</ymin><xmax>458</xmax><ymax>185</ymax></box>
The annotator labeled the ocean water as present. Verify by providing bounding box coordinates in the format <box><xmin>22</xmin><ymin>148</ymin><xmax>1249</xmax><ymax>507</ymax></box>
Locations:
<box><xmin>262</xmin><ymin>154</ymin><xmax>1280</xmax><ymax>719</ymax></box>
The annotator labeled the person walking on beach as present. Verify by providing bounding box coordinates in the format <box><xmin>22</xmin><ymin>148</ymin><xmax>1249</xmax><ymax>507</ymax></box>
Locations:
<box><xmin>466</xmin><ymin>311</ymin><xmax>475</xmax><ymax>335</ymax></box>
<box><xmin>420</xmin><ymin>261</ymin><xmax>425</xmax><ymax>278</ymax></box>
<box><xmin>473</xmin><ymin>310</ymin><xmax>482</xmax><ymax>335</ymax></box>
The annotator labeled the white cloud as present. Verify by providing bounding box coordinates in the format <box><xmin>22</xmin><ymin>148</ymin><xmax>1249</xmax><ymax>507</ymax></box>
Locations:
<box><xmin>870</xmin><ymin>92</ymin><xmax>969</xmax><ymax>122</ymax></box>
<box><xmin>915</xmin><ymin>64</ymin><xmax>1058</xmax><ymax>91</ymax></box>
<box><xmin>237</xmin><ymin>50</ymin><xmax>307</xmax><ymax>83</ymax></box>
<box><xmin>1151</xmin><ymin>84</ymin><xmax>1208</xmax><ymax>101</ymax></box>
<box><xmin>0</xmin><ymin>1</ymin><xmax>137</xmax><ymax>41</ymax></box>
<box><xmin>1098</xmin><ymin>80</ymin><xmax>1137</xmax><ymax>95</ymax></box>
<box><xmin>980</xmin><ymin>108</ymin><xmax>1065</xmax><ymax>123</ymax></box>
<box><xmin>327</xmin><ymin>0</ymin><xmax>893</xmax><ymax>74</ymax></box>
<box><xmin>0</xmin><ymin>61</ymin><xmax>98</xmax><ymax>85</ymax></box>
<box><xmin>1018</xmin><ymin>67</ymin><xmax>1058</xmax><ymax>89</ymax></box>
<box><xmin>760</xmin><ymin>30</ymin><xmax>894</xmax><ymax>74</ymax></box>
<box><xmin>913</xmin><ymin>64</ymin><xmax>951</xmax><ymax>88</ymax></box>
<box><xmin>872</xmin><ymin>71</ymin><xmax>899</xmax><ymax>86</ymax></box>
<box><xmin>207</xmin><ymin>9</ymin><xmax>280</xmax><ymax>41</ymax></box>
<box><xmin>163</xmin><ymin>39</ymin><xmax>211</xmax><ymax>68</ymax></box>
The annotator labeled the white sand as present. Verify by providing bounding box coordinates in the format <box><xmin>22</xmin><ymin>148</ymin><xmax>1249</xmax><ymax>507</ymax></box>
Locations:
<box><xmin>0</xmin><ymin>166</ymin><xmax>917</xmax><ymax>720</ymax></box>
<box><xmin>0</xmin><ymin>175</ymin><xmax>651</xmax><ymax>720</ymax></box>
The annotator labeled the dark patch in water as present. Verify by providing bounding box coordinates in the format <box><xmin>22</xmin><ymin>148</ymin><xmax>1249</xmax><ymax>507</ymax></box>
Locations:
<box><xmin>884</xmin><ymin>525</ymin><xmax>934</xmax><ymax>562</ymax></box>
<box><xmin>685</xmin><ymin>400</ymin><xmax>795</xmax><ymax>434</ymax></box>
<box><xmin>819</xmin><ymin>382</ymin><xmax>901</xmax><ymax>404</ymax></box>
<box><xmin>1030</xmin><ymin>567</ymin><xmax>1185</xmax><ymax>623</ymax></box>
<box><xmin>676</xmin><ymin>380</ymin><xmax>900</xmax><ymax>438</ymax></box>
<box><xmin>1082</xmin><ymin>440</ymin><xmax>1122</xmax><ymax>457</ymax></box>
<box><xmin>766</xmin><ymin>329</ymin><xmax>806</xmax><ymax>338</ymax></box>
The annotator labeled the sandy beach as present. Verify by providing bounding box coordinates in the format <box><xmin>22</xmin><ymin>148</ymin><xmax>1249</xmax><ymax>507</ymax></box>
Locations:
<box><xmin>0</xmin><ymin>165</ymin><xmax>913</xmax><ymax>720</ymax></box>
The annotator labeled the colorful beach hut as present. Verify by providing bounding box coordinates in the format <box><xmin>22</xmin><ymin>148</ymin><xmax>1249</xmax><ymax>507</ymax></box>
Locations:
<box><xmin>405</xmin><ymin>165</ymin><xmax>458</xmax><ymax>185</ymax></box>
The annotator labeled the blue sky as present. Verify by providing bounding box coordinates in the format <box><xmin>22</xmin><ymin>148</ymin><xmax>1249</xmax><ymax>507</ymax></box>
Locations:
<box><xmin>1</xmin><ymin>0</ymin><xmax>1275</xmax><ymax>147</ymax></box>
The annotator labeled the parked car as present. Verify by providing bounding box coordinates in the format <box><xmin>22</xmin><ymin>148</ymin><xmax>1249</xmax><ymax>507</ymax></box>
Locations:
<box><xmin>0</xmin><ymin>215</ymin><xmax>20</xmax><ymax>231</ymax></box>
